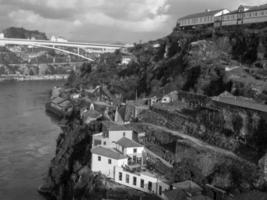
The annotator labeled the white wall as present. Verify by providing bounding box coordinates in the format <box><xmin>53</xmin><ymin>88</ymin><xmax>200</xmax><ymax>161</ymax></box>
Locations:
<box><xmin>114</xmin><ymin>166</ymin><xmax>170</xmax><ymax>197</ymax></box>
<box><xmin>124</xmin><ymin>146</ymin><xmax>144</xmax><ymax>157</ymax></box>
<box><xmin>217</xmin><ymin>9</ymin><xmax>267</xmax><ymax>27</ymax></box>
<box><xmin>116</xmin><ymin>144</ymin><xmax>144</xmax><ymax>157</ymax></box>
<box><xmin>91</xmin><ymin>153</ymin><xmax>127</xmax><ymax>178</ymax></box>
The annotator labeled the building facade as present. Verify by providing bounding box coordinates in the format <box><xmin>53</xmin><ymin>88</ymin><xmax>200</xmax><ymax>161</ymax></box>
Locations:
<box><xmin>215</xmin><ymin>4</ymin><xmax>267</xmax><ymax>27</ymax></box>
<box><xmin>114</xmin><ymin>166</ymin><xmax>170</xmax><ymax>197</ymax></box>
<box><xmin>91</xmin><ymin>146</ymin><xmax>128</xmax><ymax>178</ymax></box>
<box><xmin>91</xmin><ymin>127</ymin><xmax>170</xmax><ymax>198</ymax></box>
<box><xmin>178</xmin><ymin>9</ymin><xmax>229</xmax><ymax>27</ymax></box>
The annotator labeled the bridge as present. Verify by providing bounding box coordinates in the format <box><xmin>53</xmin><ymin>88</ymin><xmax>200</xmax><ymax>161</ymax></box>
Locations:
<box><xmin>0</xmin><ymin>38</ymin><xmax>131</xmax><ymax>61</ymax></box>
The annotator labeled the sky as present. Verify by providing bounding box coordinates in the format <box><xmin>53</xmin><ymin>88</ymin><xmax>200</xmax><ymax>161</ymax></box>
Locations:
<box><xmin>0</xmin><ymin>0</ymin><xmax>266</xmax><ymax>43</ymax></box>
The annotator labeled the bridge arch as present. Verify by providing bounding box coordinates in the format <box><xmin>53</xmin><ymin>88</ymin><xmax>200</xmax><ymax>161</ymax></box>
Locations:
<box><xmin>32</xmin><ymin>44</ymin><xmax>94</xmax><ymax>61</ymax></box>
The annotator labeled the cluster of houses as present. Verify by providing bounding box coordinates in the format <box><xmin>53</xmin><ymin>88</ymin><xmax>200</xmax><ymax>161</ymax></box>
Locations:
<box><xmin>178</xmin><ymin>3</ymin><xmax>267</xmax><ymax>28</ymax></box>
<box><xmin>89</xmin><ymin>120</ymin><xmax>217</xmax><ymax>200</ymax></box>
<box><xmin>90</xmin><ymin>121</ymin><xmax>170</xmax><ymax>198</ymax></box>
<box><xmin>51</xmin><ymin>83</ymin><xmax>267</xmax><ymax>199</ymax></box>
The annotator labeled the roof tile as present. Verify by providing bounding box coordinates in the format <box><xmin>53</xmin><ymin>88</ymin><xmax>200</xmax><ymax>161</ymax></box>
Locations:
<box><xmin>91</xmin><ymin>146</ymin><xmax>128</xmax><ymax>160</ymax></box>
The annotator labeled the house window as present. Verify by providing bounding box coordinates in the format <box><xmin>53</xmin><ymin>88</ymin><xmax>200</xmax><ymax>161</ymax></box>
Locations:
<box><xmin>133</xmin><ymin>176</ymin><xmax>137</xmax><ymax>185</ymax></box>
<box><xmin>255</xmin><ymin>12</ymin><xmax>257</xmax><ymax>16</ymax></box>
<box><xmin>133</xmin><ymin>148</ymin><xmax>137</xmax><ymax>153</ymax></box>
<box><xmin>148</xmin><ymin>181</ymin><xmax>152</xmax><ymax>191</ymax></box>
<box><xmin>119</xmin><ymin>172</ymin><xmax>122</xmax><ymax>181</ymax></box>
<box><xmin>126</xmin><ymin>174</ymin><xmax>129</xmax><ymax>183</ymax></box>
<box><xmin>98</xmin><ymin>156</ymin><xmax>101</xmax><ymax>161</ymax></box>
<box><xmin>103</xmin><ymin>141</ymin><xmax>106</xmax><ymax>145</ymax></box>
<box><xmin>159</xmin><ymin>186</ymin><xmax>162</xmax><ymax>195</ymax></box>
<box><xmin>140</xmin><ymin>179</ymin><xmax>144</xmax><ymax>188</ymax></box>
<box><xmin>108</xmin><ymin>159</ymin><xmax>112</xmax><ymax>164</ymax></box>
<box><xmin>123</xmin><ymin>132</ymin><xmax>126</xmax><ymax>137</ymax></box>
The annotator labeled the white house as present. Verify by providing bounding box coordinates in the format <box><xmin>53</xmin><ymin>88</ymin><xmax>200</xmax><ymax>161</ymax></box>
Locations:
<box><xmin>0</xmin><ymin>33</ymin><xmax>4</xmax><ymax>39</ymax></box>
<box><xmin>91</xmin><ymin>146</ymin><xmax>128</xmax><ymax>178</ymax></box>
<box><xmin>91</xmin><ymin>137</ymin><xmax>170</xmax><ymax>198</ymax></box>
<box><xmin>114</xmin><ymin>167</ymin><xmax>170</xmax><ymax>197</ymax></box>
<box><xmin>70</xmin><ymin>93</ymin><xmax>81</xmax><ymax>100</ymax></box>
<box><xmin>115</xmin><ymin>137</ymin><xmax>145</xmax><ymax>164</ymax></box>
<box><xmin>161</xmin><ymin>96</ymin><xmax>171</xmax><ymax>103</ymax></box>
<box><xmin>178</xmin><ymin>9</ymin><xmax>229</xmax><ymax>27</ymax></box>
<box><xmin>121</xmin><ymin>56</ymin><xmax>132</xmax><ymax>65</ymax></box>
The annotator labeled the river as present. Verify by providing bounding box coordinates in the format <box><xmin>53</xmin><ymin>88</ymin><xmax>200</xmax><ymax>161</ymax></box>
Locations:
<box><xmin>0</xmin><ymin>80</ymin><xmax>64</xmax><ymax>200</ymax></box>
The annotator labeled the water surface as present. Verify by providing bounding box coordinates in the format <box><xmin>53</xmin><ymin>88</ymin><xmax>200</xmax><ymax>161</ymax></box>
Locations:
<box><xmin>0</xmin><ymin>80</ymin><xmax>63</xmax><ymax>200</ymax></box>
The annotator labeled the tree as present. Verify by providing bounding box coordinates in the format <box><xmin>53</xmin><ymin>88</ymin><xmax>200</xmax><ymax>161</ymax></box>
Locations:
<box><xmin>168</xmin><ymin>158</ymin><xmax>204</xmax><ymax>184</ymax></box>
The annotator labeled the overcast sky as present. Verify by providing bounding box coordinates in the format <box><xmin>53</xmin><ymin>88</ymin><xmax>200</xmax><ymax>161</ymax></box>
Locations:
<box><xmin>0</xmin><ymin>0</ymin><xmax>266</xmax><ymax>43</ymax></box>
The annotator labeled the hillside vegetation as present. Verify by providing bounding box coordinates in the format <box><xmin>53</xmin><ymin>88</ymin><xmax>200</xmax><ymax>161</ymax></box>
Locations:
<box><xmin>68</xmin><ymin>25</ymin><xmax>267</xmax><ymax>103</ymax></box>
<box><xmin>3</xmin><ymin>27</ymin><xmax>48</xmax><ymax>40</ymax></box>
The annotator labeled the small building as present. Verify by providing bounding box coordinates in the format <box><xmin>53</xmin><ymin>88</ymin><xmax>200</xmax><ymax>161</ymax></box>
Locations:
<box><xmin>0</xmin><ymin>33</ymin><xmax>4</xmax><ymax>39</ymax></box>
<box><xmin>178</xmin><ymin>9</ymin><xmax>229</xmax><ymax>27</ymax></box>
<box><xmin>91</xmin><ymin>146</ymin><xmax>128</xmax><ymax>178</ymax></box>
<box><xmin>114</xmin><ymin>167</ymin><xmax>170</xmax><ymax>197</ymax></box>
<box><xmin>115</xmin><ymin>137</ymin><xmax>145</xmax><ymax>165</ymax></box>
<box><xmin>153</xmin><ymin>43</ymin><xmax>161</xmax><ymax>48</ymax></box>
<box><xmin>121</xmin><ymin>55</ymin><xmax>132</xmax><ymax>65</ymax></box>
<box><xmin>70</xmin><ymin>93</ymin><xmax>81</xmax><ymax>100</ymax></box>
<box><xmin>161</xmin><ymin>95</ymin><xmax>171</xmax><ymax>103</ymax></box>
<box><xmin>92</xmin><ymin>121</ymin><xmax>134</xmax><ymax>148</ymax></box>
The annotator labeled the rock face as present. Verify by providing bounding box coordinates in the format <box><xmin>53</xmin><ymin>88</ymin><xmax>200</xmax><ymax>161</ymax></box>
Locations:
<box><xmin>40</xmin><ymin>121</ymin><xmax>103</xmax><ymax>200</ymax></box>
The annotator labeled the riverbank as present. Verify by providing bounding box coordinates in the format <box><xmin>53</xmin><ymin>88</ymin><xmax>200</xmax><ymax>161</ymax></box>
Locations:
<box><xmin>0</xmin><ymin>74</ymin><xmax>69</xmax><ymax>82</ymax></box>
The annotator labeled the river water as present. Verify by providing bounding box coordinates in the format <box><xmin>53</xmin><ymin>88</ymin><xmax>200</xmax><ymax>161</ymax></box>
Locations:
<box><xmin>0</xmin><ymin>80</ymin><xmax>64</xmax><ymax>200</ymax></box>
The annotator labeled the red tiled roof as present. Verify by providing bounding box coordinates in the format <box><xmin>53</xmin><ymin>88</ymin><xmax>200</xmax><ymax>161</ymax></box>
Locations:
<box><xmin>91</xmin><ymin>146</ymin><xmax>128</xmax><ymax>160</ymax></box>
<box><xmin>102</xmin><ymin>121</ymin><xmax>132</xmax><ymax>131</ymax></box>
<box><xmin>116</xmin><ymin>137</ymin><xmax>143</xmax><ymax>148</ymax></box>
<box><xmin>83</xmin><ymin>109</ymin><xmax>102</xmax><ymax>119</ymax></box>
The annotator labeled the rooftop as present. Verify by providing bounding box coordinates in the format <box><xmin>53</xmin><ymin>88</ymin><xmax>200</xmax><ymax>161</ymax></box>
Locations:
<box><xmin>51</xmin><ymin>97</ymin><xmax>65</xmax><ymax>104</ymax></box>
<box><xmin>102</xmin><ymin>121</ymin><xmax>132</xmax><ymax>131</ymax></box>
<box><xmin>91</xmin><ymin>146</ymin><xmax>128</xmax><ymax>160</ymax></box>
<box><xmin>212</xmin><ymin>91</ymin><xmax>267</xmax><ymax>113</ymax></box>
<box><xmin>116</xmin><ymin>137</ymin><xmax>143</xmax><ymax>148</ymax></box>
<box><xmin>83</xmin><ymin>109</ymin><xmax>102</xmax><ymax>119</ymax></box>
<box><xmin>224</xmin><ymin>4</ymin><xmax>267</xmax><ymax>15</ymax></box>
<box><xmin>173</xmin><ymin>180</ymin><xmax>202</xmax><ymax>193</ymax></box>
<box><xmin>179</xmin><ymin>9</ymin><xmax>225</xmax><ymax>20</ymax></box>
